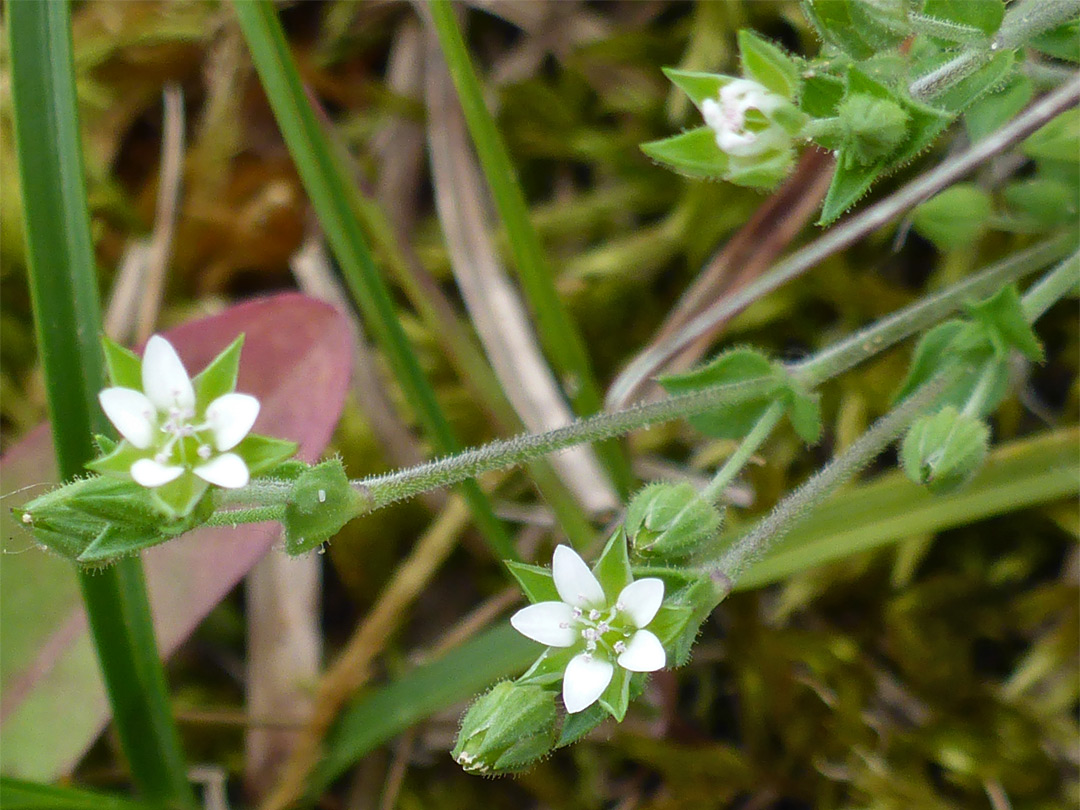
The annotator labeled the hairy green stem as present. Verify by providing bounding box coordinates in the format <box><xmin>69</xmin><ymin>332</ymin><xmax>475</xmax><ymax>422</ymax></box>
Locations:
<box><xmin>701</xmin><ymin>401</ymin><xmax>787</xmax><ymax>504</ymax></box>
<box><xmin>1021</xmin><ymin>251</ymin><xmax>1080</xmax><ymax>322</ymax></box>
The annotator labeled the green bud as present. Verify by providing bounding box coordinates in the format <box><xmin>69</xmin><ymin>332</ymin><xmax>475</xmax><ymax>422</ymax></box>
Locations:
<box><xmin>901</xmin><ymin>406</ymin><xmax>990</xmax><ymax>494</ymax></box>
<box><xmin>625</xmin><ymin>482</ymin><xmax>723</xmax><ymax>562</ymax></box>
<box><xmin>452</xmin><ymin>682</ymin><xmax>558</xmax><ymax>775</ymax></box>
<box><xmin>837</xmin><ymin>93</ymin><xmax>909</xmax><ymax>165</ymax></box>
<box><xmin>283</xmin><ymin>459</ymin><xmax>371</xmax><ymax>555</ymax></box>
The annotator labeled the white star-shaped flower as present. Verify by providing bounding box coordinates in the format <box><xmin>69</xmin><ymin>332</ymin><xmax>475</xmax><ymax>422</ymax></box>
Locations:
<box><xmin>701</xmin><ymin>78</ymin><xmax>784</xmax><ymax>157</ymax></box>
<box><xmin>98</xmin><ymin>335</ymin><xmax>259</xmax><ymax>489</ymax></box>
<box><xmin>511</xmin><ymin>545</ymin><xmax>666</xmax><ymax>714</ymax></box>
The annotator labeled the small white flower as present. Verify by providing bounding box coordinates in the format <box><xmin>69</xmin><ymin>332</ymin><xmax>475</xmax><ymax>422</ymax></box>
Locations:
<box><xmin>701</xmin><ymin>78</ymin><xmax>784</xmax><ymax>157</ymax></box>
<box><xmin>510</xmin><ymin>545</ymin><xmax>666</xmax><ymax>714</ymax></box>
<box><xmin>98</xmin><ymin>335</ymin><xmax>259</xmax><ymax>489</ymax></box>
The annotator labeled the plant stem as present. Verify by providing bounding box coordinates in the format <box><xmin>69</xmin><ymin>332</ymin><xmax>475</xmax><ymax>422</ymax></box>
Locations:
<box><xmin>1021</xmin><ymin>251</ymin><xmax>1080</xmax><ymax>322</ymax></box>
<box><xmin>791</xmin><ymin>238</ymin><xmax>1074</xmax><ymax>388</ymax></box>
<box><xmin>8</xmin><ymin>2</ymin><xmax>193</xmax><ymax>805</ymax></box>
<box><xmin>713</xmin><ymin>376</ymin><xmax>950</xmax><ymax>588</ymax></box>
<box><xmin>606</xmin><ymin>76</ymin><xmax>1080</xmax><ymax>407</ymax></box>
<box><xmin>701</xmin><ymin>401</ymin><xmax>787</xmax><ymax>504</ymax></box>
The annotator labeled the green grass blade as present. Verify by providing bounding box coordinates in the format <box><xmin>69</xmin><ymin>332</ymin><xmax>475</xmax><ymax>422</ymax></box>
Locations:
<box><xmin>308</xmin><ymin>624</ymin><xmax>537</xmax><ymax>800</ymax></box>
<box><xmin>0</xmin><ymin>777</ymin><xmax>155</xmax><ymax>810</ymax></box>
<box><xmin>232</xmin><ymin>0</ymin><xmax>518</xmax><ymax>561</ymax></box>
<box><xmin>7</xmin><ymin>2</ymin><xmax>193</xmax><ymax>806</ymax></box>
<box><xmin>427</xmin><ymin>0</ymin><xmax>634</xmax><ymax>496</ymax></box>
<box><xmin>735</xmin><ymin>427</ymin><xmax>1079</xmax><ymax>589</ymax></box>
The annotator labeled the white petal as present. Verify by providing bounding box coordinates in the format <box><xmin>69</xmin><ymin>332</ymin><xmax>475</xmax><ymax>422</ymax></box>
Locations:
<box><xmin>205</xmin><ymin>393</ymin><xmax>260</xmax><ymax>451</ymax></box>
<box><xmin>510</xmin><ymin>602</ymin><xmax>577</xmax><ymax>647</ymax></box>
<box><xmin>617</xmin><ymin>630</ymin><xmax>666</xmax><ymax>672</ymax></box>
<box><xmin>98</xmin><ymin>388</ymin><xmax>156</xmax><ymax>449</ymax></box>
<box><xmin>142</xmin><ymin>335</ymin><xmax>195</xmax><ymax>412</ymax></box>
<box><xmin>130</xmin><ymin>458</ymin><xmax>184</xmax><ymax>487</ymax></box>
<box><xmin>552</xmin><ymin>545</ymin><xmax>605</xmax><ymax>609</ymax></box>
<box><xmin>617</xmin><ymin>578</ymin><xmax>665</xmax><ymax>628</ymax></box>
<box><xmin>193</xmin><ymin>452</ymin><xmax>249</xmax><ymax>488</ymax></box>
<box><xmin>563</xmin><ymin>653</ymin><xmax>613</xmax><ymax>714</ymax></box>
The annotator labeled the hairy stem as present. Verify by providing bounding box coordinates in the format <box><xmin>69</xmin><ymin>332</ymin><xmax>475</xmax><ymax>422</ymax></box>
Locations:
<box><xmin>701</xmin><ymin>401</ymin><xmax>787</xmax><ymax>504</ymax></box>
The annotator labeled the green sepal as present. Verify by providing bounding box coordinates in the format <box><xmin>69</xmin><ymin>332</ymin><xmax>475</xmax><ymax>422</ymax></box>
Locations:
<box><xmin>150</xmin><ymin>472</ymin><xmax>211</xmax><ymax>520</ymax></box>
<box><xmin>659</xmin><ymin>347</ymin><xmax>822</xmax><ymax>443</ymax></box>
<box><xmin>505</xmin><ymin>561</ymin><xmax>559</xmax><ymax>604</ymax></box>
<box><xmin>93</xmin><ymin>434</ymin><xmax>117</xmax><ymax>455</ymax></box>
<box><xmin>660</xmin><ymin>578</ymin><xmax>723</xmax><ymax>666</ymax></box>
<box><xmin>738</xmin><ymin>29</ymin><xmax>800</xmax><ymax>100</ymax></box>
<box><xmin>648</xmin><ymin>601</ymin><xmax>696</xmax><ymax>649</ymax></box>
<box><xmin>912</xmin><ymin>183</ymin><xmax>993</xmax><ymax>249</ymax></box>
<box><xmin>283</xmin><ymin>458</ymin><xmax>369</xmax><ymax>555</ymax></box>
<box><xmin>77</xmin><ymin>525</ymin><xmax>172</xmax><ymax>564</ymax></box>
<box><xmin>641</xmin><ymin>127</ymin><xmax>731</xmax><ymax>180</ymax></box>
<box><xmin>517</xmin><ymin>647</ymin><xmax>576</xmax><ymax>686</ymax></box>
<box><xmin>964</xmin><ymin>283</ymin><xmax>1043</xmax><ymax>361</ymax></box>
<box><xmin>964</xmin><ymin>74</ymin><xmax>1032</xmax><ymax>142</ymax></box>
<box><xmin>233</xmin><ymin>433</ymin><xmax>299</xmax><ymax>476</ymax></box>
<box><xmin>592</xmin><ymin>528</ymin><xmax>632</xmax><ymax>596</ymax></box>
<box><xmin>901</xmin><ymin>406</ymin><xmax>990</xmax><ymax>494</ymax></box>
<box><xmin>192</xmin><ymin>334</ymin><xmax>244</xmax><ymax>410</ymax></box>
<box><xmin>802</xmin><ymin>0</ymin><xmax>907</xmax><ymax>60</ymax></box>
<box><xmin>894</xmin><ymin>320</ymin><xmax>968</xmax><ymax>402</ymax></box>
<box><xmin>920</xmin><ymin>0</ymin><xmax>1004</xmax><ymax>37</ymax></box>
<box><xmin>451</xmin><ymin>681</ymin><xmax>558</xmax><ymax>775</ymax></box>
<box><xmin>101</xmin><ymin>334</ymin><xmax>142</xmax><ymax>389</ymax></box>
<box><xmin>556</xmin><ymin>702</ymin><xmax>608</xmax><ymax>748</ymax></box>
<box><xmin>625</xmin><ymin>482</ymin><xmax>724</xmax><ymax>562</ymax></box>
<box><xmin>86</xmin><ymin>439</ymin><xmax>146</xmax><ymax>476</ymax></box>
<box><xmin>598</xmin><ymin>666</ymin><xmax>632</xmax><ymax>722</ymax></box>
<box><xmin>725</xmin><ymin>145</ymin><xmax>797</xmax><ymax>191</ymax></box>
<box><xmin>800</xmin><ymin>73</ymin><xmax>846</xmax><ymax>119</ymax></box>
<box><xmin>661</xmin><ymin>68</ymin><xmax>729</xmax><ymax>108</ymax></box>
<box><xmin>835</xmin><ymin>92</ymin><xmax>910</xmax><ymax>167</ymax></box>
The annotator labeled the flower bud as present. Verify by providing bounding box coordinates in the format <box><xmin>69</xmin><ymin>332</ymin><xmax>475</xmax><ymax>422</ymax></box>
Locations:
<box><xmin>901</xmin><ymin>407</ymin><xmax>989</xmax><ymax>495</ymax></box>
<box><xmin>837</xmin><ymin>93</ymin><xmax>909</xmax><ymax>166</ymax></box>
<box><xmin>451</xmin><ymin>682</ymin><xmax>558</xmax><ymax>775</ymax></box>
<box><xmin>283</xmin><ymin>459</ymin><xmax>371</xmax><ymax>555</ymax></box>
<box><xmin>625</xmin><ymin>482</ymin><xmax>723</xmax><ymax>562</ymax></box>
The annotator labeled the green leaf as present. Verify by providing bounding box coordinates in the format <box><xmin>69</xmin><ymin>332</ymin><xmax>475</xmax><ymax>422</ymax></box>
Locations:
<box><xmin>737</xmin><ymin>30</ymin><xmax>800</xmax><ymax>100</ymax></box>
<box><xmin>592</xmin><ymin>528</ymin><xmax>633</xmax><ymax>596</ymax></box>
<box><xmin>191</xmin><ymin>334</ymin><xmax>244</xmax><ymax>408</ymax></box>
<box><xmin>661</xmin><ymin>67</ymin><xmax>728</xmax><ymax>107</ymax></box>
<box><xmin>921</xmin><ymin>0</ymin><xmax>1004</xmax><ymax>36</ymax></box>
<box><xmin>802</xmin><ymin>0</ymin><xmax>908</xmax><ymax>59</ymax></box>
<box><xmin>0</xmin><ymin>777</ymin><xmax>155</xmax><ymax>810</ymax></box>
<box><xmin>965</xmin><ymin>283</ymin><xmax>1044</xmax><ymax>361</ymax></box>
<box><xmin>819</xmin><ymin>158</ymin><xmax>883</xmax><ymax>225</ymax></box>
<box><xmin>232</xmin><ymin>434</ymin><xmax>299</xmax><ymax>476</ymax></box>
<box><xmin>101</xmin><ymin>335</ymin><xmax>142</xmax><ymax>389</ymax></box>
<box><xmin>641</xmin><ymin>127</ymin><xmax>730</xmax><ymax>179</ymax></box>
<box><xmin>1030</xmin><ymin>19</ymin><xmax>1080</xmax><ymax>62</ymax></box>
<box><xmin>893</xmin><ymin>320</ymin><xmax>968</xmax><ymax>402</ymax></box>
<box><xmin>1003</xmin><ymin>178</ymin><xmax>1078</xmax><ymax>228</ymax></box>
<box><xmin>964</xmin><ymin>73</ymin><xmax>1032</xmax><ymax>142</ymax></box>
<box><xmin>786</xmin><ymin>384</ymin><xmax>823</xmax><ymax>443</ymax></box>
<box><xmin>912</xmin><ymin>183</ymin><xmax>993</xmax><ymax>249</ymax></box>
<box><xmin>659</xmin><ymin>348</ymin><xmax>780</xmax><ymax>439</ymax></box>
<box><xmin>931</xmin><ymin>50</ymin><xmax>1014</xmax><ymax>114</ymax></box>
<box><xmin>505</xmin><ymin>561</ymin><xmax>559</xmax><ymax>604</ymax></box>
<box><xmin>800</xmin><ymin>73</ymin><xmax>846</xmax><ymax>118</ymax></box>
<box><xmin>556</xmin><ymin>701</ymin><xmax>608</xmax><ymax>747</ymax></box>
<box><xmin>1022</xmin><ymin>108</ymin><xmax>1080</xmax><ymax>163</ymax></box>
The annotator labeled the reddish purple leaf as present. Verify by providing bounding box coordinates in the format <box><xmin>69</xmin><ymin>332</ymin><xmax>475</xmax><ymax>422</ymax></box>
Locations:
<box><xmin>0</xmin><ymin>293</ymin><xmax>352</xmax><ymax>779</ymax></box>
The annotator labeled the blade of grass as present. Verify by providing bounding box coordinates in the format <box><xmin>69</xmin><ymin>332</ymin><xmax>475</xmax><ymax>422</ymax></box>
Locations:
<box><xmin>0</xmin><ymin>777</ymin><xmax>155</xmax><ymax>810</ymax></box>
<box><xmin>232</xmin><ymin>0</ymin><xmax>517</xmax><ymax>561</ymax></box>
<box><xmin>7</xmin><ymin>2</ymin><xmax>193</xmax><ymax>806</ymax></box>
<box><xmin>426</xmin><ymin>0</ymin><xmax>634</xmax><ymax>496</ymax></box>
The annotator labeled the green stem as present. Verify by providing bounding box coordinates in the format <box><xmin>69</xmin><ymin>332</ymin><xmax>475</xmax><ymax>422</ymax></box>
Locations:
<box><xmin>8</xmin><ymin>2</ymin><xmax>192</xmax><ymax>805</ymax></box>
<box><xmin>205</xmin><ymin>504</ymin><xmax>287</xmax><ymax>527</ymax></box>
<box><xmin>426</xmin><ymin>0</ymin><xmax>634</xmax><ymax>496</ymax></box>
<box><xmin>962</xmin><ymin>361</ymin><xmax>1001</xmax><ymax>418</ymax></box>
<box><xmin>1021</xmin><ymin>250</ymin><xmax>1080</xmax><ymax>321</ymax></box>
<box><xmin>712</xmin><ymin>376</ymin><xmax>950</xmax><ymax>589</ymax></box>
<box><xmin>701</xmin><ymin>401</ymin><xmax>787</xmax><ymax>504</ymax></box>
<box><xmin>232</xmin><ymin>0</ymin><xmax>517</xmax><ymax>562</ymax></box>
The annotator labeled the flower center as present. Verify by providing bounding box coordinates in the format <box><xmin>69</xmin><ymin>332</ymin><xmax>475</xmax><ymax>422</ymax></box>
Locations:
<box><xmin>154</xmin><ymin>406</ymin><xmax>215</xmax><ymax>466</ymax></box>
<box><xmin>568</xmin><ymin>604</ymin><xmax>633</xmax><ymax>659</ymax></box>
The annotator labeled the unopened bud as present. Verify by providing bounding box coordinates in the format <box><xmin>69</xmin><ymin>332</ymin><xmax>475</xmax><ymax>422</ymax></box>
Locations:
<box><xmin>902</xmin><ymin>407</ymin><xmax>989</xmax><ymax>495</ymax></box>
<box><xmin>452</xmin><ymin>682</ymin><xmax>558</xmax><ymax>775</ymax></box>
<box><xmin>283</xmin><ymin>458</ymin><xmax>370</xmax><ymax>555</ymax></box>
<box><xmin>837</xmin><ymin>93</ymin><xmax>909</xmax><ymax>166</ymax></box>
<box><xmin>625</xmin><ymin>482</ymin><xmax>723</xmax><ymax>562</ymax></box>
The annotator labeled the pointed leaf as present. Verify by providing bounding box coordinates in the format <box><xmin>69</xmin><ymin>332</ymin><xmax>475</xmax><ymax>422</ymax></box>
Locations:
<box><xmin>598</xmin><ymin>665</ymin><xmax>632</xmax><ymax>721</ymax></box>
<box><xmin>232</xmin><ymin>434</ymin><xmax>299</xmax><ymax>476</ymax></box>
<box><xmin>661</xmin><ymin>68</ymin><xmax>730</xmax><ymax>107</ymax></box>
<box><xmin>592</xmin><ymin>529</ymin><xmax>633</xmax><ymax>596</ymax></box>
<box><xmin>738</xmin><ymin>30</ymin><xmax>800</xmax><ymax>100</ymax></box>
<box><xmin>640</xmin><ymin>127</ymin><xmax>731</xmax><ymax>179</ymax></box>
<box><xmin>100</xmin><ymin>335</ymin><xmax>142</xmax><ymax>389</ymax></box>
<box><xmin>505</xmin><ymin>561</ymin><xmax>560</xmax><ymax>604</ymax></box>
<box><xmin>192</xmin><ymin>334</ymin><xmax>244</xmax><ymax>410</ymax></box>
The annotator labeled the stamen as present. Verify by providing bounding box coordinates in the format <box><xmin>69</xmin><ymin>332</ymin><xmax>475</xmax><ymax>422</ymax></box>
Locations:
<box><xmin>614</xmin><ymin>641</ymin><xmax>626</xmax><ymax>654</ymax></box>
<box><xmin>197</xmin><ymin>444</ymin><xmax>212</xmax><ymax>460</ymax></box>
<box><xmin>588</xmin><ymin>609</ymin><xmax>600</xmax><ymax>621</ymax></box>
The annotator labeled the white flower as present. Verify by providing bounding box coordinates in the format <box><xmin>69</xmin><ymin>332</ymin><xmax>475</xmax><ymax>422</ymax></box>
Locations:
<box><xmin>510</xmin><ymin>545</ymin><xmax>667</xmax><ymax>714</ymax></box>
<box><xmin>701</xmin><ymin>78</ymin><xmax>784</xmax><ymax>157</ymax></box>
<box><xmin>98</xmin><ymin>335</ymin><xmax>259</xmax><ymax>489</ymax></box>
